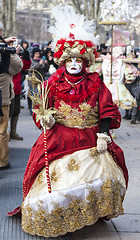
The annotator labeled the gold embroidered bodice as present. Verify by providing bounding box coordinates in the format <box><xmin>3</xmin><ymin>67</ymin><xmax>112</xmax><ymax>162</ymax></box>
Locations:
<box><xmin>54</xmin><ymin>101</ymin><xmax>99</xmax><ymax>128</ymax></box>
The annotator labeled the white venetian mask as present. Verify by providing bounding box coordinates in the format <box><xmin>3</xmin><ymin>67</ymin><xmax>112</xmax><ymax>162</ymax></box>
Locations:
<box><xmin>65</xmin><ymin>57</ymin><xmax>83</xmax><ymax>74</ymax></box>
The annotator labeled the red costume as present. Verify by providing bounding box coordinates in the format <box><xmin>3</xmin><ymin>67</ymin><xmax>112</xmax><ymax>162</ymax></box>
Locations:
<box><xmin>23</xmin><ymin>67</ymin><xmax>128</xmax><ymax>200</ymax></box>
<box><xmin>8</xmin><ymin>5</ymin><xmax>128</xmax><ymax>238</ymax></box>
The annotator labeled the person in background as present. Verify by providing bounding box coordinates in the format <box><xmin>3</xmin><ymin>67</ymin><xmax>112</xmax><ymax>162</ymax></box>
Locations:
<box><xmin>31</xmin><ymin>47</ymin><xmax>49</xmax><ymax>80</ymax></box>
<box><xmin>41</xmin><ymin>44</ymin><xmax>48</xmax><ymax>52</ymax></box>
<box><xmin>32</xmin><ymin>43</ymin><xmax>40</xmax><ymax>49</ymax></box>
<box><xmin>20</xmin><ymin>39</ymin><xmax>30</xmax><ymax>100</ymax></box>
<box><xmin>95</xmin><ymin>29</ymin><xmax>138</xmax><ymax>138</ymax></box>
<box><xmin>42</xmin><ymin>47</ymin><xmax>58</xmax><ymax>78</ymax></box>
<box><xmin>20</xmin><ymin>39</ymin><xmax>28</xmax><ymax>51</ymax></box>
<box><xmin>130</xmin><ymin>62</ymin><xmax>140</xmax><ymax>124</ymax></box>
<box><xmin>99</xmin><ymin>43</ymin><xmax>108</xmax><ymax>56</ymax></box>
<box><xmin>0</xmin><ymin>89</ymin><xmax>3</xmax><ymax>117</ymax></box>
<box><xmin>9</xmin><ymin>43</ymin><xmax>31</xmax><ymax>140</ymax></box>
<box><xmin>27</xmin><ymin>47</ymin><xmax>49</xmax><ymax>114</ymax></box>
<box><xmin>0</xmin><ymin>51</ymin><xmax>11</xmax><ymax>117</ymax></box>
<box><xmin>47</xmin><ymin>40</ymin><xmax>52</xmax><ymax>49</ymax></box>
<box><xmin>0</xmin><ymin>22</ymin><xmax>11</xmax><ymax>118</ymax></box>
<box><xmin>0</xmin><ymin>22</ymin><xmax>23</xmax><ymax>170</ymax></box>
<box><xmin>123</xmin><ymin>50</ymin><xmax>139</xmax><ymax>120</ymax></box>
<box><xmin>101</xmin><ymin>28</ymin><xmax>138</xmax><ymax>110</ymax></box>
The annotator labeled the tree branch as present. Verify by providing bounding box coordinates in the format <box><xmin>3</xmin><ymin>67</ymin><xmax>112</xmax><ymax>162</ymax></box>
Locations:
<box><xmin>72</xmin><ymin>0</ymin><xmax>82</xmax><ymax>15</ymax></box>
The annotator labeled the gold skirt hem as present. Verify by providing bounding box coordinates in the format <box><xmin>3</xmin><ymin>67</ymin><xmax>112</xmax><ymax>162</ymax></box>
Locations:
<box><xmin>22</xmin><ymin>211</ymin><xmax>124</xmax><ymax>238</ymax></box>
<box><xmin>21</xmin><ymin>179</ymin><xmax>125</xmax><ymax>238</ymax></box>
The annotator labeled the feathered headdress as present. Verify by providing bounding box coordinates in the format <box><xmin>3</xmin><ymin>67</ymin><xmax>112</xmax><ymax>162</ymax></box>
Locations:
<box><xmin>49</xmin><ymin>5</ymin><xmax>99</xmax><ymax>66</ymax></box>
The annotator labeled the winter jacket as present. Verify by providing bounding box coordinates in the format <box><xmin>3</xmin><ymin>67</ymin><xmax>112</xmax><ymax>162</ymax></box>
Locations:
<box><xmin>0</xmin><ymin>52</ymin><xmax>10</xmax><ymax>74</ymax></box>
<box><xmin>30</xmin><ymin>58</ymin><xmax>49</xmax><ymax>80</ymax></box>
<box><xmin>0</xmin><ymin>54</ymin><xmax>23</xmax><ymax>106</ymax></box>
<box><xmin>13</xmin><ymin>59</ymin><xmax>31</xmax><ymax>95</ymax></box>
<box><xmin>0</xmin><ymin>52</ymin><xmax>10</xmax><ymax>115</ymax></box>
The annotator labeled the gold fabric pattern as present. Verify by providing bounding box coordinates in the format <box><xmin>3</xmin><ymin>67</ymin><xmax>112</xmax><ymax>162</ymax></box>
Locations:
<box><xmin>37</xmin><ymin>171</ymin><xmax>44</xmax><ymax>185</ymax></box>
<box><xmin>119</xmin><ymin>102</ymin><xmax>136</xmax><ymax>110</ymax></box>
<box><xmin>21</xmin><ymin>180</ymin><xmax>124</xmax><ymax>238</ymax></box>
<box><xmin>121</xmin><ymin>91</ymin><xmax>127</xmax><ymax>97</ymax></box>
<box><xmin>67</xmin><ymin>158</ymin><xmax>80</xmax><ymax>171</ymax></box>
<box><xmin>50</xmin><ymin>170</ymin><xmax>58</xmax><ymax>182</ymax></box>
<box><xmin>50</xmin><ymin>165</ymin><xmax>62</xmax><ymax>184</ymax></box>
<box><xmin>90</xmin><ymin>147</ymin><xmax>99</xmax><ymax>156</ymax></box>
<box><xmin>50</xmin><ymin>169</ymin><xmax>60</xmax><ymax>183</ymax></box>
<box><xmin>54</xmin><ymin>101</ymin><xmax>99</xmax><ymax>128</ymax></box>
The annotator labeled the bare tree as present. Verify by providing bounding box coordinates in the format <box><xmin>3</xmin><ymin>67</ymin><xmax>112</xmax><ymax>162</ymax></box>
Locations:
<box><xmin>1</xmin><ymin>0</ymin><xmax>18</xmax><ymax>36</ymax></box>
<box><xmin>1</xmin><ymin>0</ymin><xmax>138</xmax><ymax>44</ymax></box>
<box><xmin>125</xmin><ymin>0</ymin><xmax>140</xmax><ymax>45</ymax></box>
<box><xmin>71</xmin><ymin>0</ymin><xmax>140</xmax><ymax>35</ymax></box>
<box><xmin>18</xmin><ymin>0</ymin><xmax>67</xmax><ymax>10</ymax></box>
<box><xmin>72</xmin><ymin>0</ymin><xmax>102</xmax><ymax>25</ymax></box>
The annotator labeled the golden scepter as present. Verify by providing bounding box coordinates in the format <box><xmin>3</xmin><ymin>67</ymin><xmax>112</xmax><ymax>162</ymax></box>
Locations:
<box><xmin>28</xmin><ymin>69</ymin><xmax>56</xmax><ymax>193</ymax></box>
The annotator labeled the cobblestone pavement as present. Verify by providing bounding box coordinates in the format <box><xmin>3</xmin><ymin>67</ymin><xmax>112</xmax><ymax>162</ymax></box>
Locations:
<box><xmin>0</xmin><ymin>99</ymin><xmax>140</xmax><ymax>240</ymax></box>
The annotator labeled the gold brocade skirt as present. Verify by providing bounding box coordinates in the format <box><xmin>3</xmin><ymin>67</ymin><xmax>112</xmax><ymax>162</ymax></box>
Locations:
<box><xmin>21</xmin><ymin>147</ymin><xmax>126</xmax><ymax>238</ymax></box>
<box><xmin>106</xmin><ymin>82</ymin><xmax>136</xmax><ymax>109</ymax></box>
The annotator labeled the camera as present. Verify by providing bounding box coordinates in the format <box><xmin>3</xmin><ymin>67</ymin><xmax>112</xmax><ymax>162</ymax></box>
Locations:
<box><xmin>0</xmin><ymin>43</ymin><xmax>16</xmax><ymax>54</ymax></box>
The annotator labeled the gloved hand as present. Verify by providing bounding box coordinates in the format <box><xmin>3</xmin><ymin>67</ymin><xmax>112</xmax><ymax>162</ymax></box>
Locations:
<box><xmin>40</xmin><ymin>115</ymin><xmax>55</xmax><ymax>130</ymax></box>
<box><xmin>96</xmin><ymin>133</ymin><xmax>111</xmax><ymax>153</ymax></box>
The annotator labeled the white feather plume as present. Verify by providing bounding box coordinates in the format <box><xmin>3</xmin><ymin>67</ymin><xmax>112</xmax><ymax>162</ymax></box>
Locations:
<box><xmin>49</xmin><ymin>5</ymin><xmax>98</xmax><ymax>48</ymax></box>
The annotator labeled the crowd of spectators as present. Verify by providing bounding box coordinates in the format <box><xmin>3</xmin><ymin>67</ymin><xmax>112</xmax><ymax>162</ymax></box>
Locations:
<box><xmin>0</xmin><ymin>21</ymin><xmax>59</xmax><ymax>170</ymax></box>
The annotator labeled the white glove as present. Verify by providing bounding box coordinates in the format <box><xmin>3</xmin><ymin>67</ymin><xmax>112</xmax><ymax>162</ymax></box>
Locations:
<box><xmin>96</xmin><ymin>133</ymin><xmax>111</xmax><ymax>153</ymax></box>
<box><xmin>40</xmin><ymin>115</ymin><xmax>55</xmax><ymax>130</ymax></box>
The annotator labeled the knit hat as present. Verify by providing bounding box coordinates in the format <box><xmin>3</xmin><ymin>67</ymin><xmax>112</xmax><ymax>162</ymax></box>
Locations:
<box><xmin>32</xmin><ymin>47</ymin><xmax>41</xmax><ymax>58</ymax></box>
<box><xmin>32</xmin><ymin>43</ymin><xmax>40</xmax><ymax>48</ymax></box>
<box><xmin>49</xmin><ymin>5</ymin><xmax>99</xmax><ymax>67</ymax></box>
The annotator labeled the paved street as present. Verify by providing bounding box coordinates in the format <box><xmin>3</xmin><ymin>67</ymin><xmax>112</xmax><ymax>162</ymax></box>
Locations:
<box><xmin>0</xmin><ymin>98</ymin><xmax>140</xmax><ymax>240</ymax></box>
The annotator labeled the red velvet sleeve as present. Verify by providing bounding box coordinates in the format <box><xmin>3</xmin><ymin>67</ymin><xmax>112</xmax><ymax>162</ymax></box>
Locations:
<box><xmin>98</xmin><ymin>81</ymin><xmax>121</xmax><ymax>129</ymax></box>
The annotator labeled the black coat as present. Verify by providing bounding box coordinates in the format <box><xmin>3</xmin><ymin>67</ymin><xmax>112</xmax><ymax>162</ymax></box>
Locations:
<box><xmin>0</xmin><ymin>52</ymin><xmax>10</xmax><ymax>116</ymax></box>
<box><xmin>0</xmin><ymin>89</ymin><xmax>3</xmax><ymax>116</ymax></box>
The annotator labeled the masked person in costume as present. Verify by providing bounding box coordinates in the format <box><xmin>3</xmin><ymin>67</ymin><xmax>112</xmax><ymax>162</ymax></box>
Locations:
<box><xmin>8</xmin><ymin>5</ymin><xmax>128</xmax><ymax>238</ymax></box>
<box><xmin>94</xmin><ymin>28</ymin><xmax>138</xmax><ymax>138</ymax></box>
<box><xmin>99</xmin><ymin>28</ymin><xmax>138</xmax><ymax>109</ymax></box>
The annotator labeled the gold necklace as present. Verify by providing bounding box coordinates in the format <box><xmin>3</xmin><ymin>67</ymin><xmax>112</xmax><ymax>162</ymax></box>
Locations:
<box><xmin>65</xmin><ymin>76</ymin><xmax>85</xmax><ymax>87</ymax></box>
